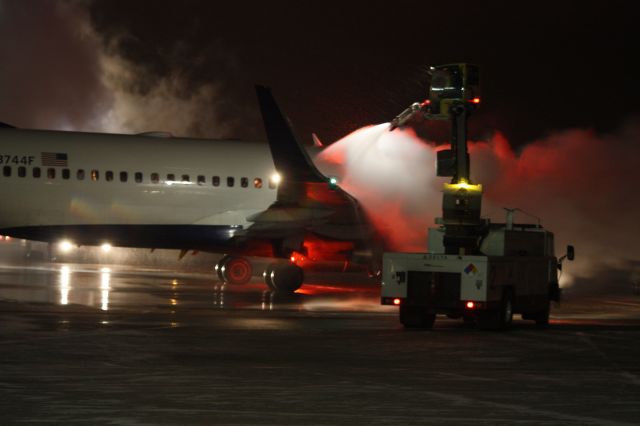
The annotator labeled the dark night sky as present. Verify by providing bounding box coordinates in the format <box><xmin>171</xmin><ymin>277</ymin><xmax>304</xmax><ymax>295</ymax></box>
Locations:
<box><xmin>0</xmin><ymin>0</ymin><xmax>638</xmax><ymax>146</ymax></box>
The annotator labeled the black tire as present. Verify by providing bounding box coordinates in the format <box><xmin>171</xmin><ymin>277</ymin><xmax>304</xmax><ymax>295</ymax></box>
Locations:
<box><xmin>263</xmin><ymin>263</ymin><xmax>304</xmax><ymax>293</ymax></box>
<box><xmin>478</xmin><ymin>290</ymin><xmax>513</xmax><ymax>331</ymax></box>
<box><xmin>502</xmin><ymin>291</ymin><xmax>514</xmax><ymax>329</ymax></box>
<box><xmin>216</xmin><ymin>255</ymin><xmax>253</xmax><ymax>285</ymax></box>
<box><xmin>549</xmin><ymin>282</ymin><xmax>561</xmax><ymax>302</ymax></box>
<box><xmin>262</xmin><ymin>264</ymin><xmax>276</xmax><ymax>290</ymax></box>
<box><xmin>214</xmin><ymin>255</ymin><xmax>231</xmax><ymax>282</ymax></box>
<box><xmin>399</xmin><ymin>306</ymin><xmax>436</xmax><ymax>329</ymax></box>
<box><xmin>534</xmin><ymin>302</ymin><xmax>550</xmax><ymax>328</ymax></box>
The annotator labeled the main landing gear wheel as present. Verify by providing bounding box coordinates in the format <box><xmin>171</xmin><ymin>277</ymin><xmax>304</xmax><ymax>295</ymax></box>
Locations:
<box><xmin>215</xmin><ymin>255</ymin><xmax>253</xmax><ymax>285</ymax></box>
<box><xmin>263</xmin><ymin>263</ymin><xmax>304</xmax><ymax>293</ymax></box>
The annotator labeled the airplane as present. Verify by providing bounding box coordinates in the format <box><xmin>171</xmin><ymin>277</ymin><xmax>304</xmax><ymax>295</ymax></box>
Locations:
<box><xmin>0</xmin><ymin>86</ymin><xmax>381</xmax><ymax>292</ymax></box>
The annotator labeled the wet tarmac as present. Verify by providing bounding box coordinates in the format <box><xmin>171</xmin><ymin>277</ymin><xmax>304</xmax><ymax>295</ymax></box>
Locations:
<box><xmin>1</xmin><ymin>259</ymin><xmax>640</xmax><ymax>425</ymax></box>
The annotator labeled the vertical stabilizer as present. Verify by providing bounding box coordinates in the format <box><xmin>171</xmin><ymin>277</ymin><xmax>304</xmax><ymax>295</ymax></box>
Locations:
<box><xmin>255</xmin><ymin>85</ymin><xmax>326</xmax><ymax>184</ymax></box>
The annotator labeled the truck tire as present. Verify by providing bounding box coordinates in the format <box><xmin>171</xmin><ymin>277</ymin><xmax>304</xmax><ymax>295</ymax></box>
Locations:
<box><xmin>549</xmin><ymin>282</ymin><xmax>561</xmax><ymax>302</ymax></box>
<box><xmin>534</xmin><ymin>302</ymin><xmax>550</xmax><ymax>328</ymax></box>
<box><xmin>400</xmin><ymin>306</ymin><xmax>436</xmax><ymax>329</ymax></box>
<box><xmin>477</xmin><ymin>290</ymin><xmax>513</xmax><ymax>331</ymax></box>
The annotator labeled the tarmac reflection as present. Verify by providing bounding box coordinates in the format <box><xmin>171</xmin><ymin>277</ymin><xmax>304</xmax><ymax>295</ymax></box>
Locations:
<box><xmin>100</xmin><ymin>267</ymin><xmax>110</xmax><ymax>311</ymax></box>
<box><xmin>3</xmin><ymin>263</ymin><xmax>385</xmax><ymax>314</ymax></box>
<box><xmin>213</xmin><ymin>284</ymin><xmax>225</xmax><ymax>308</ymax></box>
<box><xmin>261</xmin><ymin>290</ymin><xmax>274</xmax><ymax>311</ymax></box>
<box><xmin>59</xmin><ymin>265</ymin><xmax>71</xmax><ymax>305</ymax></box>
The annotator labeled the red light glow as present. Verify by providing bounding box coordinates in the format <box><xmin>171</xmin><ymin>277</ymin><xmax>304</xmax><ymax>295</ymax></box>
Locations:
<box><xmin>314</xmin><ymin>117</ymin><xmax>640</xmax><ymax>291</ymax></box>
<box><xmin>466</xmin><ymin>301</ymin><xmax>475</xmax><ymax>309</ymax></box>
<box><xmin>393</xmin><ymin>298</ymin><xmax>401</xmax><ymax>305</ymax></box>
<box><xmin>471</xmin><ymin>97</ymin><xmax>481</xmax><ymax>104</ymax></box>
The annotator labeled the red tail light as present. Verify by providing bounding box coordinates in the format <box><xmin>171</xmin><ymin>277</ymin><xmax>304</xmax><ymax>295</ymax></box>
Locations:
<box><xmin>381</xmin><ymin>297</ymin><xmax>404</xmax><ymax>305</ymax></box>
<box><xmin>466</xmin><ymin>301</ymin><xmax>475</xmax><ymax>309</ymax></box>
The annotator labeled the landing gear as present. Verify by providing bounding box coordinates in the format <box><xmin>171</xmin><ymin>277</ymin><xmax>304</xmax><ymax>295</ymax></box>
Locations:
<box><xmin>214</xmin><ymin>255</ymin><xmax>304</xmax><ymax>293</ymax></box>
<box><xmin>263</xmin><ymin>262</ymin><xmax>304</xmax><ymax>293</ymax></box>
<box><xmin>215</xmin><ymin>255</ymin><xmax>253</xmax><ymax>285</ymax></box>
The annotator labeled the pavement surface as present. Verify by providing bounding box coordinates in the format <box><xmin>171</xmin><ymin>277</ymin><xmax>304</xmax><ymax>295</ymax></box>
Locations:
<box><xmin>1</xmin><ymin>259</ymin><xmax>640</xmax><ymax>425</ymax></box>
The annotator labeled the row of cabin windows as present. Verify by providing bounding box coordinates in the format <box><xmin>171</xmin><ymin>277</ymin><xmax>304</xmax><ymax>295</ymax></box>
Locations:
<box><xmin>2</xmin><ymin>166</ymin><xmax>275</xmax><ymax>189</ymax></box>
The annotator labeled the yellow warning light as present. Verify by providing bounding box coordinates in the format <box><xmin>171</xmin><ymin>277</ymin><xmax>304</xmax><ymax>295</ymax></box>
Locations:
<box><xmin>444</xmin><ymin>180</ymin><xmax>482</xmax><ymax>192</ymax></box>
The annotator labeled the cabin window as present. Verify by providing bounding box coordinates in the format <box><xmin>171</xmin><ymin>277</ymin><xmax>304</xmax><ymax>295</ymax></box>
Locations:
<box><xmin>227</xmin><ymin>176</ymin><xmax>235</xmax><ymax>187</ymax></box>
<box><xmin>120</xmin><ymin>171</ymin><xmax>128</xmax><ymax>182</ymax></box>
<box><xmin>47</xmin><ymin>168</ymin><xmax>56</xmax><ymax>179</ymax></box>
<box><xmin>3</xmin><ymin>166</ymin><xmax>10</xmax><ymax>177</ymax></box>
<box><xmin>253</xmin><ymin>178</ymin><xmax>263</xmax><ymax>189</ymax></box>
<box><xmin>18</xmin><ymin>166</ymin><xmax>26</xmax><ymax>178</ymax></box>
<box><xmin>135</xmin><ymin>172</ymin><xmax>143</xmax><ymax>183</ymax></box>
<box><xmin>241</xmin><ymin>177</ymin><xmax>248</xmax><ymax>188</ymax></box>
<box><xmin>167</xmin><ymin>173</ymin><xmax>175</xmax><ymax>182</ymax></box>
<box><xmin>91</xmin><ymin>170</ymin><xmax>99</xmax><ymax>181</ymax></box>
<box><xmin>212</xmin><ymin>176</ymin><xmax>220</xmax><ymax>187</ymax></box>
<box><xmin>106</xmin><ymin>171</ymin><xmax>114</xmax><ymax>182</ymax></box>
<box><xmin>62</xmin><ymin>169</ymin><xmax>70</xmax><ymax>180</ymax></box>
<box><xmin>151</xmin><ymin>173</ymin><xmax>159</xmax><ymax>184</ymax></box>
<box><xmin>33</xmin><ymin>167</ymin><xmax>41</xmax><ymax>178</ymax></box>
<box><xmin>181</xmin><ymin>174</ymin><xmax>190</xmax><ymax>182</ymax></box>
<box><xmin>197</xmin><ymin>175</ymin><xmax>205</xmax><ymax>185</ymax></box>
<box><xmin>77</xmin><ymin>169</ymin><xmax>85</xmax><ymax>180</ymax></box>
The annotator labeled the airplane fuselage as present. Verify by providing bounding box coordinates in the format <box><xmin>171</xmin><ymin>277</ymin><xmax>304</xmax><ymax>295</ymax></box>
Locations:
<box><xmin>0</xmin><ymin>128</ymin><xmax>278</xmax><ymax>250</ymax></box>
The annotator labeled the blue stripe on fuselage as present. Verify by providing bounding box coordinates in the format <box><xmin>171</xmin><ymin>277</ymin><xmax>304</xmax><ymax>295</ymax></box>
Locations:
<box><xmin>0</xmin><ymin>224</ymin><xmax>242</xmax><ymax>252</ymax></box>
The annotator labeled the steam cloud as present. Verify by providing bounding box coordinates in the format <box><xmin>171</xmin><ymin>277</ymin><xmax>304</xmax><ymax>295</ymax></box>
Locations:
<box><xmin>316</xmin><ymin>120</ymin><xmax>640</xmax><ymax>295</ymax></box>
<box><xmin>0</xmin><ymin>1</ymin><xmax>231</xmax><ymax>137</ymax></box>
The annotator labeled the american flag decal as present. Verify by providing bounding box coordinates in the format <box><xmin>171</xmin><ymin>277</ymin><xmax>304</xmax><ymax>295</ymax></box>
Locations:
<box><xmin>41</xmin><ymin>152</ymin><xmax>68</xmax><ymax>167</ymax></box>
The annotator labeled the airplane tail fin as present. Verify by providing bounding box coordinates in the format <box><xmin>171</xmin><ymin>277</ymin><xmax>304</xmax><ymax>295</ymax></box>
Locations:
<box><xmin>255</xmin><ymin>85</ymin><xmax>326</xmax><ymax>184</ymax></box>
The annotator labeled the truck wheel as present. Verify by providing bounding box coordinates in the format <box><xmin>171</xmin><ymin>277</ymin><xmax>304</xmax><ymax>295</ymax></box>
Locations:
<box><xmin>502</xmin><ymin>291</ymin><xmax>514</xmax><ymax>329</ymax></box>
<box><xmin>400</xmin><ymin>306</ymin><xmax>436</xmax><ymax>329</ymax></box>
<box><xmin>534</xmin><ymin>302</ymin><xmax>550</xmax><ymax>328</ymax></box>
<box><xmin>477</xmin><ymin>291</ymin><xmax>513</xmax><ymax>331</ymax></box>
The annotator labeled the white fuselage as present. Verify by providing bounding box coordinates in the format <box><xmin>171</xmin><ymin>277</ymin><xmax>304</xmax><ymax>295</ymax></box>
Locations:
<box><xmin>0</xmin><ymin>128</ymin><xmax>278</xmax><ymax>231</ymax></box>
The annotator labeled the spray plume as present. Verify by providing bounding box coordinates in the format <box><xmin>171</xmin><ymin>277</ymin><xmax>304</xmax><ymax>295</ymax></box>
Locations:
<box><xmin>316</xmin><ymin>120</ymin><xmax>640</xmax><ymax>294</ymax></box>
